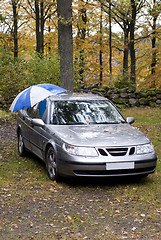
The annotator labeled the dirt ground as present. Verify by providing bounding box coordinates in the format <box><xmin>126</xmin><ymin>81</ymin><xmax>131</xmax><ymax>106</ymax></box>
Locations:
<box><xmin>0</xmin><ymin>119</ymin><xmax>161</xmax><ymax>240</ymax></box>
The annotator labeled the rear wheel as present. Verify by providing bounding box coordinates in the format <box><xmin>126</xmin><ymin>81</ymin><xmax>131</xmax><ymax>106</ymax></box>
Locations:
<box><xmin>46</xmin><ymin>147</ymin><xmax>60</xmax><ymax>181</ymax></box>
<box><xmin>18</xmin><ymin>131</ymin><xmax>26</xmax><ymax>156</ymax></box>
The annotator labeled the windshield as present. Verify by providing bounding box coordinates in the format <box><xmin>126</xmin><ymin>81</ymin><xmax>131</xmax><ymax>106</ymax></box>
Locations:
<box><xmin>50</xmin><ymin>100</ymin><xmax>125</xmax><ymax>125</ymax></box>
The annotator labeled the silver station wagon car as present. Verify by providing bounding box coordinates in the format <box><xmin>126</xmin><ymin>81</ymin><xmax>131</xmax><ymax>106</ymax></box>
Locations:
<box><xmin>17</xmin><ymin>92</ymin><xmax>157</xmax><ymax>181</ymax></box>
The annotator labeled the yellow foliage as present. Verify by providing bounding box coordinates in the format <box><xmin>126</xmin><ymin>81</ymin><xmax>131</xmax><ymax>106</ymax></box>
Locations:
<box><xmin>0</xmin><ymin>0</ymin><xmax>161</xmax><ymax>89</ymax></box>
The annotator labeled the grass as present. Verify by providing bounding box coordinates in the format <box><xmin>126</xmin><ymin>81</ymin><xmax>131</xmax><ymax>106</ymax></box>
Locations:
<box><xmin>0</xmin><ymin>109</ymin><xmax>16</xmax><ymax>121</ymax></box>
<box><xmin>122</xmin><ymin>107</ymin><xmax>161</xmax><ymax>161</ymax></box>
<box><xmin>121</xmin><ymin>106</ymin><xmax>161</xmax><ymax>124</ymax></box>
<box><xmin>0</xmin><ymin>107</ymin><xmax>161</xmax><ymax>239</ymax></box>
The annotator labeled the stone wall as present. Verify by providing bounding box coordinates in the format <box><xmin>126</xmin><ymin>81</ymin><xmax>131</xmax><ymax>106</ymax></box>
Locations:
<box><xmin>96</xmin><ymin>87</ymin><xmax>161</xmax><ymax>107</ymax></box>
<box><xmin>0</xmin><ymin>87</ymin><xmax>161</xmax><ymax>110</ymax></box>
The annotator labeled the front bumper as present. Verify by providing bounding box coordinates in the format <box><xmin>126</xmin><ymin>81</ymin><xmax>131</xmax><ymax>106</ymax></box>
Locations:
<box><xmin>57</xmin><ymin>151</ymin><xmax>157</xmax><ymax>178</ymax></box>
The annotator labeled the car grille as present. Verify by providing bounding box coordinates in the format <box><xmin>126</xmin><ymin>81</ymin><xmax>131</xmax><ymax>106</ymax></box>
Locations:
<box><xmin>98</xmin><ymin>147</ymin><xmax>135</xmax><ymax>156</ymax></box>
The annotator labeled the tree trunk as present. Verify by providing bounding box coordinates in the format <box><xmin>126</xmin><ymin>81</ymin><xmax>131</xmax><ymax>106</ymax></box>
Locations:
<box><xmin>12</xmin><ymin>0</ymin><xmax>18</xmax><ymax>58</ymax></box>
<box><xmin>40</xmin><ymin>1</ymin><xmax>44</xmax><ymax>55</ymax></box>
<box><xmin>109</xmin><ymin>0</ymin><xmax>112</xmax><ymax>77</ymax></box>
<box><xmin>35</xmin><ymin>0</ymin><xmax>41</xmax><ymax>54</ymax></box>
<box><xmin>47</xmin><ymin>22</ymin><xmax>51</xmax><ymax>56</ymax></box>
<box><xmin>57</xmin><ymin>0</ymin><xmax>73</xmax><ymax>91</ymax></box>
<box><xmin>123</xmin><ymin>24</ymin><xmax>129</xmax><ymax>75</ymax></box>
<box><xmin>99</xmin><ymin>3</ymin><xmax>103</xmax><ymax>85</ymax></box>
<box><xmin>129</xmin><ymin>0</ymin><xmax>136</xmax><ymax>87</ymax></box>
<box><xmin>78</xmin><ymin>0</ymin><xmax>87</xmax><ymax>83</ymax></box>
<box><xmin>151</xmin><ymin>0</ymin><xmax>157</xmax><ymax>76</ymax></box>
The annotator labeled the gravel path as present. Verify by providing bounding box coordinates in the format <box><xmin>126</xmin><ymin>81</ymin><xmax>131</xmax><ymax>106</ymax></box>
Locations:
<box><xmin>0</xmin><ymin>119</ymin><xmax>17</xmax><ymax>143</ymax></box>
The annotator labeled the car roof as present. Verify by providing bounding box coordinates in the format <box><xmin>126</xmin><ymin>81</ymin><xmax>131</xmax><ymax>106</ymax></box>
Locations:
<box><xmin>49</xmin><ymin>92</ymin><xmax>107</xmax><ymax>101</ymax></box>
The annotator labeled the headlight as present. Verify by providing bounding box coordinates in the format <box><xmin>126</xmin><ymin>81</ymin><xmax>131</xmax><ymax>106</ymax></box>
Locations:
<box><xmin>63</xmin><ymin>144</ymin><xmax>98</xmax><ymax>157</ymax></box>
<box><xmin>136</xmin><ymin>143</ymin><xmax>154</xmax><ymax>155</ymax></box>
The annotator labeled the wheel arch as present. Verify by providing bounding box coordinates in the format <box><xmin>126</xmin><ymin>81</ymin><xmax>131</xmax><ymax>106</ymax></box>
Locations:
<box><xmin>17</xmin><ymin>124</ymin><xmax>22</xmax><ymax>136</ymax></box>
<box><xmin>44</xmin><ymin>141</ymin><xmax>57</xmax><ymax>162</ymax></box>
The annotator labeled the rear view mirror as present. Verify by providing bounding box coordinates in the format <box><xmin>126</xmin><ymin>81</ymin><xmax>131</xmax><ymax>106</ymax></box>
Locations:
<box><xmin>126</xmin><ymin>117</ymin><xmax>135</xmax><ymax>124</ymax></box>
<box><xmin>31</xmin><ymin>119</ymin><xmax>45</xmax><ymax>127</ymax></box>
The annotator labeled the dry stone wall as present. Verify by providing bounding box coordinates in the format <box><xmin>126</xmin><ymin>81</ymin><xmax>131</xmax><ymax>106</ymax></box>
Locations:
<box><xmin>0</xmin><ymin>87</ymin><xmax>161</xmax><ymax>109</ymax></box>
<box><xmin>100</xmin><ymin>87</ymin><xmax>161</xmax><ymax>107</ymax></box>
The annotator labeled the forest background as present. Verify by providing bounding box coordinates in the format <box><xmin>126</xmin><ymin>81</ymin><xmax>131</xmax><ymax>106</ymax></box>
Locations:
<box><xmin>0</xmin><ymin>0</ymin><xmax>161</xmax><ymax>106</ymax></box>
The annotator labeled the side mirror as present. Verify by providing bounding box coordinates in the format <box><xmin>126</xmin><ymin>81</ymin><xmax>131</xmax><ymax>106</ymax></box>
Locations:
<box><xmin>126</xmin><ymin>117</ymin><xmax>135</xmax><ymax>124</ymax></box>
<box><xmin>31</xmin><ymin>119</ymin><xmax>45</xmax><ymax>127</ymax></box>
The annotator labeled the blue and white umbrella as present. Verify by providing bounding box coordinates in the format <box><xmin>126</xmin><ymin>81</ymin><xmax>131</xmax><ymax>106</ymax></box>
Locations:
<box><xmin>10</xmin><ymin>84</ymin><xmax>67</xmax><ymax>112</ymax></box>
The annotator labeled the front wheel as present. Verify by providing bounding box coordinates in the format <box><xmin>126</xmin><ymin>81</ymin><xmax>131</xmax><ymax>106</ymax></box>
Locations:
<box><xmin>46</xmin><ymin>147</ymin><xmax>60</xmax><ymax>181</ymax></box>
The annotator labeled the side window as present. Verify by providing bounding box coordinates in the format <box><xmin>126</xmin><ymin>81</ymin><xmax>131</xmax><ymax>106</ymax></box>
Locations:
<box><xmin>27</xmin><ymin>99</ymin><xmax>47</xmax><ymax>122</ymax></box>
<box><xmin>27</xmin><ymin>104</ymin><xmax>40</xmax><ymax>118</ymax></box>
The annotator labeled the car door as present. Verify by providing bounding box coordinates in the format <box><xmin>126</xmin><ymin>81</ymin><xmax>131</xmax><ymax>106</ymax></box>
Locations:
<box><xmin>28</xmin><ymin>100</ymin><xmax>48</xmax><ymax>160</ymax></box>
<box><xmin>18</xmin><ymin>109</ymin><xmax>32</xmax><ymax>151</ymax></box>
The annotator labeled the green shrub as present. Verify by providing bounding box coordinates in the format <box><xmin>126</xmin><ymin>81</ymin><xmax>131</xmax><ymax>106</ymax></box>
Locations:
<box><xmin>0</xmin><ymin>49</ymin><xmax>60</xmax><ymax>108</ymax></box>
<box><xmin>0</xmin><ymin>50</ymin><xmax>26</xmax><ymax>104</ymax></box>
<box><xmin>25</xmin><ymin>52</ymin><xmax>60</xmax><ymax>86</ymax></box>
<box><xmin>114</xmin><ymin>73</ymin><xmax>132</xmax><ymax>89</ymax></box>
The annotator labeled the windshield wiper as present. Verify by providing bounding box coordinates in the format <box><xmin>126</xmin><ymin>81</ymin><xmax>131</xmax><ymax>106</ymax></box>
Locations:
<box><xmin>90</xmin><ymin>121</ymin><xmax>121</xmax><ymax>124</ymax></box>
<box><xmin>68</xmin><ymin>122</ymin><xmax>87</xmax><ymax>125</ymax></box>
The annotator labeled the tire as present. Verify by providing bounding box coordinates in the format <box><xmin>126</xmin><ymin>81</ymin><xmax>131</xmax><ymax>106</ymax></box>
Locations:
<box><xmin>46</xmin><ymin>147</ymin><xmax>60</xmax><ymax>181</ymax></box>
<box><xmin>18</xmin><ymin>131</ymin><xmax>26</xmax><ymax>157</ymax></box>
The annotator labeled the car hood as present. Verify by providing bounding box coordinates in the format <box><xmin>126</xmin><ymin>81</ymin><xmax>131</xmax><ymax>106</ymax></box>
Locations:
<box><xmin>47</xmin><ymin>124</ymin><xmax>150</xmax><ymax>147</ymax></box>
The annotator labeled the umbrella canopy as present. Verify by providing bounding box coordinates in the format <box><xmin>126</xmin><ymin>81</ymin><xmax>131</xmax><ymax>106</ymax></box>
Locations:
<box><xmin>10</xmin><ymin>84</ymin><xmax>67</xmax><ymax>112</ymax></box>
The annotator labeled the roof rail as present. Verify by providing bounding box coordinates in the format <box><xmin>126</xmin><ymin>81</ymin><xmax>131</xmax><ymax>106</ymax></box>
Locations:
<box><xmin>76</xmin><ymin>89</ymin><xmax>103</xmax><ymax>97</ymax></box>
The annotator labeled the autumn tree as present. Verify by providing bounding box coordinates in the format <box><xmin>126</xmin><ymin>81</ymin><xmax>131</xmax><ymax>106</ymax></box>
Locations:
<box><xmin>147</xmin><ymin>0</ymin><xmax>161</xmax><ymax>76</ymax></box>
<box><xmin>74</xmin><ymin>0</ymin><xmax>106</xmax><ymax>86</ymax></box>
<box><xmin>1</xmin><ymin>0</ymin><xmax>161</xmax><ymax>89</ymax></box>
<box><xmin>75</xmin><ymin>0</ymin><xmax>88</xmax><ymax>83</ymax></box>
<box><xmin>24</xmin><ymin>0</ymin><xmax>56</xmax><ymax>55</ymax></box>
<box><xmin>0</xmin><ymin>0</ymin><xmax>23</xmax><ymax>57</ymax></box>
<box><xmin>57</xmin><ymin>0</ymin><xmax>73</xmax><ymax>90</ymax></box>
<box><xmin>108</xmin><ymin>0</ymin><xmax>112</xmax><ymax>77</ymax></box>
<box><xmin>100</xmin><ymin>0</ymin><xmax>145</xmax><ymax>87</ymax></box>
<box><xmin>99</xmin><ymin>0</ymin><xmax>131</xmax><ymax>77</ymax></box>
<box><xmin>151</xmin><ymin>0</ymin><xmax>157</xmax><ymax>75</ymax></box>
<box><xmin>99</xmin><ymin>2</ymin><xmax>103</xmax><ymax>84</ymax></box>
<box><xmin>129</xmin><ymin>0</ymin><xmax>136</xmax><ymax>86</ymax></box>
<box><xmin>12</xmin><ymin>0</ymin><xmax>18</xmax><ymax>58</ymax></box>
